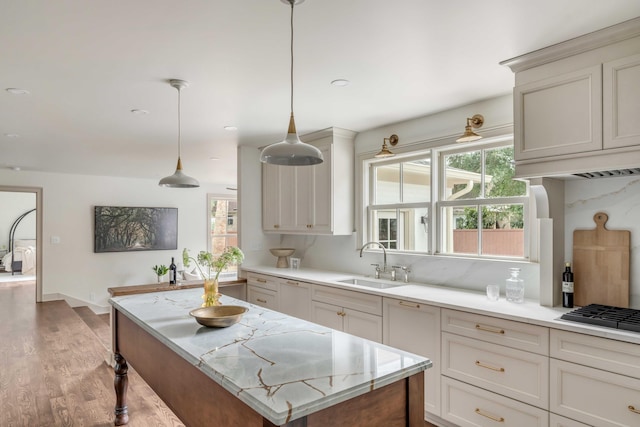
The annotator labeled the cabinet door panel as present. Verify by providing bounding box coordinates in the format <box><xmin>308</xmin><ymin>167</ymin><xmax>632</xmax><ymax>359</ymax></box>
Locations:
<box><xmin>247</xmin><ymin>285</ymin><xmax>278</xmax><ymax>311</ymax></box>
<box><xmin>311</xmin><ymin>300</ymin><xmax>344</xmax><ymax>331</ymax></box>
<box><xmin>442</xmin><ymin>377</ymin><xmax>549</xmax><ymax>427</ymax></box>
<box><xmin>514</xmin><ymin>65</ymin><xmax>602</xmax><ymax>160</ymax></box>
<box><xmin>604</xmin><ymin>53</ymin><xmax>640</xmax><ymax>149</ymax></box>
<box><xmin>311</xmin><ymin>143</ymin><xmax>332</xmax><ymax>233</ymax></box>
<box><xmin>278</xmin><ymin>279</ymin><xmax>312</xmax><ymax>321</ymax></box>
<box><xmin>343</xmin><ymin>308</ymin><xmax>382</xmax><ymax>343</ymax></box>
<box><xmin>383</xmin><ymin>298</ymin><xmax>440</xmax><ymax>416</ymax></box>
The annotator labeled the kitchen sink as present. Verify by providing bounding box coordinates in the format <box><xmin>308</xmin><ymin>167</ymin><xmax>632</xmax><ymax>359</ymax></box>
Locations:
<box><xmin>337</xmin><ymin>278</ymin><xmax>407</xmax><ymax>289</ymax></box>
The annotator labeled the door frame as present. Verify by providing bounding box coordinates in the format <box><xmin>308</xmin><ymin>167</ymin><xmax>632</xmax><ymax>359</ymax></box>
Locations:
<box><xmin>0</xmin><ymin>186</ymin><xmax>43</xmax><ymax>302</ymax></box>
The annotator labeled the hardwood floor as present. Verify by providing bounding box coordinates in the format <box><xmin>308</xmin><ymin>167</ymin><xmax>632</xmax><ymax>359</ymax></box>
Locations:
<box><xmin>0</xmin><ymin>280</ymin><xmax>183</xmax><ymax>426</ymax></box>
<box><xmin>0</xmin><ymin>280</ymin><xmax>436</xmax><ymax>427</ymax></box>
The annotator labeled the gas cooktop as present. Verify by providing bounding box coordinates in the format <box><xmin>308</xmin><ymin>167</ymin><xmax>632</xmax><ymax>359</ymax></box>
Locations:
<box><xmin>561</xmin><ymin>304</ymin><xmax>640</xmax><ymax>333</ymax></box>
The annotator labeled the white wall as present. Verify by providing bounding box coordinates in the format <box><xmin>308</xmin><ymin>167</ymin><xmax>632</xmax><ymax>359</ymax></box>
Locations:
<box><xmin>0</xmin><ymin>169</ymin><xmax>232</xmax><ymax>310</ymax></box>
<box><xmin>239</xmin><ymin>94</ymin><xmax>542</xmax><ymax>300</ymax></box>
<box><xmin>564</xmin><ymin>176</ymin><xmax>640</xmax><ymax>308</ymax></box>
<box><xmin>0</xmin><ymin>191</ymin><xmax>36</xmax><ymax>250</ymax></box>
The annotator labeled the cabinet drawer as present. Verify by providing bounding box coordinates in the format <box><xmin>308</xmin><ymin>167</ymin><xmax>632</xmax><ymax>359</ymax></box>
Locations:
<box><xmin>247</xmin><ymin>285</ymin><xmax>278</xmax><ymax>310</ymax></box>
<box><xmin>549</xmin><ymin>413</ymin><xmax>590</xmax><ymax>427</ymax></box>
<box><xmin>311</xmin><ymin>284</ymin><xmax>382</xmax><ymax>316</ymax></box>
<box><xmin>246</xmin><ymin>272</ymin><xmax>278</xmax><ymax>292</ymax></box>
<box><xmin>551</xmin><ymin>329</ymin><xmax>640</xmax><ymax>379</ymax></box>
<box><xmin>442</xmin><ymin>309</ymin><xmax>549</xmax><ymax>355</ymax></box>
<box><xmin>443</xmin><ymin>332</ymin><xmax>549</xmax><ymax>409</ymax></box>
<box><xmin>550</xmin><ymin>358</ymin><xmax>640</xmax><ymax>427</ymax></box>
<box><xmin>442</xmin><ymin>377</ymin><xmax>549</xmax><ymax>427</ymax></box>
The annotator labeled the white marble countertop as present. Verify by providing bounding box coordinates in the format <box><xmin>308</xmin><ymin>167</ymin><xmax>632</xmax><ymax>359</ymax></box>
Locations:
<box><xmin>243</xmin><ymin>265</ymin><xmax>640</xmax><ymax>345</ymax></box>
<box><xmin>109</xmin><ymin>289</ymin><xmax>431</xmax><ymax>425</ymax></box>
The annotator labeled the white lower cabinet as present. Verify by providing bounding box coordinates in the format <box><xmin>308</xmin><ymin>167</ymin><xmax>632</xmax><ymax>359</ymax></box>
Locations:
<box><xmin>383</xmin><ymin>297</ymin><xmax>441</xmax><ymax>417</ymax></box>
<box><xmin>442</xmin><ymin>376</ymin><xmax>549</xmax><ymax>427</ymax></box>
<box><xmin>550</xmin><ymin>329</ymin><xmax>640</xmax><ymax>427</ymax></box>
<box><xmin>311</xmin><ymin>300</ymin><xmax>382</xmax><ymax>342</ymax></box>
<box><xmin>311</xmin><ymin>285</ymin><xmax>382</xmax><ymax>342</ymax></box>
<box><xmin>549</xmin><ymin>413</ymin><xmax>590</xmax><ymax>427</ymax></box>
<box><xmin>277</xmin><ymin>278</ymin><xmax>312</xmax><ymax>321</ymax></box>
<box><xmin>247</xmin><ymin>284</ymin><xmax>278</xmax><ymax>311</ymax></box>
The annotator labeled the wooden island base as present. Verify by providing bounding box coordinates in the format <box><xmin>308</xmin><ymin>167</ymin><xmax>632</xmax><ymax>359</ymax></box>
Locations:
<box><xmin>113</xmin><ymin>311</ymin><xmax>425</xmax><ymax>427</ymax></box>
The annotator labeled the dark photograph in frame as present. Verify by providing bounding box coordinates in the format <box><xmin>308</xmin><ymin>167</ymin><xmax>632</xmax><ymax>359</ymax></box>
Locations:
<box><xmin>94</xmin><ymin>206</ymin><xmax>178</xmax><ymax>253</ymax></box>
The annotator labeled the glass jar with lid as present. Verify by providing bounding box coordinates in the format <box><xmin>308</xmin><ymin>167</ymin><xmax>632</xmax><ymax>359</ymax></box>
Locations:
<box><xmin>505</xmin><ymin>267</ymin><xmax>524</xmax><ymax>303</ymax></box>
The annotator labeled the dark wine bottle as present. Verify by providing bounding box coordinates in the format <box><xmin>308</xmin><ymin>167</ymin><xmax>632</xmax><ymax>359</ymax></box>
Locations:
<box><xmin>169</xmin><ymin>257</ymin><xmax>177</xmax><ymax>285</ymax></box>
<box><xmin>562</xmin><ymin>262</ymin><xmax>574</xmax><ymax>308</ymax></box>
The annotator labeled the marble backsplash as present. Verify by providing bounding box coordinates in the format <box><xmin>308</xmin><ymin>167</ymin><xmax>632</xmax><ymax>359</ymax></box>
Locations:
<box><xmin>564</xmin><ymin>175</ymin><xmax>640</xmax><ymax>308</ymax></box>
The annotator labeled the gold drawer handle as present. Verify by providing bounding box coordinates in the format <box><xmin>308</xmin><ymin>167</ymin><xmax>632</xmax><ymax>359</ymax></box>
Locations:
<box><xmin>286</xmin><ymin>280</ymin><xmax>299</xmax><ymax>286</ymax></box>
<box><xmin>475</xmin><ymin>408</ymin><xmax>504</xmax><ymax>422</ymax></box>
<box><xmin>629</xmin><ymin>405</ymin><xmax>640</xmax><ymax>415</ymax></box>
<box><xmin>337</xmin><ymin>311</ymin><xmax>346</xmax><ymax>317</ymax></box>
<box><xmin>274</xmin><ymin>224</ymin><xmax>280</xmax><ymax>229</ymax></box>
<box><xmin>257</xmin><ymin>278</ymin><xmax>267</xmax><ymax>283</ymax></box>
<box><xmin>475</xmin><ymin>360</ymin><xmax>505</xmax><ymax>372</ymax></box>
<box><xmin>306</xmin><ymin>224</ymin><xmax>312</xmax><ymax>228</ymax></box>
<box><xmin>475</xmin><ymin>324</ymin><xmax>505</xmax><ymax>334</ymax></box>
<box><xmin>399</xmin><ymin>301</ymin><xmax>420</xmax><ymax>309</ymax></box>
<box><xmin>256</xmin><ymin>298</ymin><xmax>267</xmax><ymax>304</ymax></box>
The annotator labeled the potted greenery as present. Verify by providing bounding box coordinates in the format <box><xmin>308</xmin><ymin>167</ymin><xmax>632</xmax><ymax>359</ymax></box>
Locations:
<box><xmin>183</xmin><ymin>246</ymin><xmax>244</xmax><ymax>307</ymax></box>
<box><xmin>152</xmin><ymin>264</ymin><xmax>169</xmax><ymax>283</ymax></box>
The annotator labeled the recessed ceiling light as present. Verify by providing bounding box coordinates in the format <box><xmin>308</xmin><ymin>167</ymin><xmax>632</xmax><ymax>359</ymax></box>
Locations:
<box><xmin>4</xmin><ymin>133</ymin><xmax>20</xmax><ymax>138</ymax></box>
<box><xmin>209</xmin><ymin>157</ymin><xmax>220</xmax><ymax>161</ymax></box>
<box><xmin>331</xmin><ymin>79</ymin><xmax>350</xmax><ymax>87</ymax></box>
<box><xmin>5</xmin><ymin>88</ymin><xmax>30</xmax><ymax>95</ymax></box>
<box><xmin>224</xmin><ymin>126</ymin><xmax>238</xmax><ymax>131</ymax></box>
<box><xmin>11</xmin><ymin>166</ymin><xmax>21</xmax><ymax>171</ymax></box>
<box><xmin>131</xmin><ymin>109</ymin><xmax>149</xmax><ymax>115</ymax></box>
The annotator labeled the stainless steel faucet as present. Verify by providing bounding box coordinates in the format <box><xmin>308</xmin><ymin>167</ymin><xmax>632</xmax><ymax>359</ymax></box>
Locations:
<box><xmin>360</xmin><ymin>241</ymin><xmax>388</xmax><ymax>276</ymax></box>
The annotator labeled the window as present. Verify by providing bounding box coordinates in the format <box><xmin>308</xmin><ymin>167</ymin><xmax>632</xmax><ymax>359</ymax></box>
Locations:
<box><xmin>207</xmin><ymin>194</ymin><xmax>239</xmax><ymax>273</ymax></box>
<box><xmin>368</xmin><ymin>154</ymin><xmax>431</xmax><ymax>252</ymax></box>
<box><xmin>363</xmin><ymin>139</ymin><xmax>528</xmax><ymax>259</ymax></box>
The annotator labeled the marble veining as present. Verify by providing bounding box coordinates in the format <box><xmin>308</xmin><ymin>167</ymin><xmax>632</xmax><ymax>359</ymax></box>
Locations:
<box><xmin>110</xmin><ymin>289</ymin><xmax>430</xmax><ymax>425</ymax></box>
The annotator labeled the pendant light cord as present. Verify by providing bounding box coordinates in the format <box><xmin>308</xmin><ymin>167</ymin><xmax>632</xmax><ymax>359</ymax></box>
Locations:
<box><xmin>289</xmin><ymin>0</ymin><xmax>294</xmax><ymax>115</ymax></box>
<box><xmin>177</xmin><ymin>87</ymin><xmax>182</xmax><ymax>159</ymax></box>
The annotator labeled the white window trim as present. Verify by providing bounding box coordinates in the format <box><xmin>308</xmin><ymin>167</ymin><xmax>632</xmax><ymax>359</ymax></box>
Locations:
<box><xmin>358</xmin><ymin>130</ymin><xmax>531</xmax><ymax>261</ymax></box>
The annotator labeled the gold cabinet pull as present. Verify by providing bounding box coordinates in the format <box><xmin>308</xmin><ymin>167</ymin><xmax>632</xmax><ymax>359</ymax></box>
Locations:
<box><xmin>306</xmin><ymin>224</ymin><xmax>312</xmax><ymax>228</ymax></box>
<box><xmin>286</xmin><ymin>280</ymin><xmax>299</xmax><ymax>286</ymax></box>
<box><xmin>256</xmin><ymin>298</ymin><xmax>267</xmax><ymax>304</ymax></box>
<box><xmin>475</xmin><ymin>324</ymin><xmax>505</xmax><ymax>334</ymax></box>
<box><xmin>257</xmin><ymin>278</ymin><xmax>267</xmax><ymax>283</ymax></box>
<box><xmin>274</xmin><ymin>224</ymin><xmax>280</xmax><ymax>229</ymax></box>
<box><xmin>475</xmin><ymin>360</ymin><xmax>505</xmax><ymax>372</ymax></box>
<box><xmin>399</xmin><ymin>301</ymin><xmax>420</xmax><ymax>309</ymax></box>
<box><xmin>629</xmin><ymin>405</ymin><xmax>640</xmax><ymax>415</ymax></box>
<box><xmin>337</xmin><ymin>311</ymin><xmax>346</xmax><ymax>317</ymax></box>
<box><xmin>475</xmin><ymin>408</ymin><xmax>504</xmax><ymax>422</ymax></box>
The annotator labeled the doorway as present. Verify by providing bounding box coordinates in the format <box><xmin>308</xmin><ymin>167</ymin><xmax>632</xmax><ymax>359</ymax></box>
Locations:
<box><xmin>0</xmin><ymin>187</ymin><xmax>43</xmax><ymax>302</ymax></box>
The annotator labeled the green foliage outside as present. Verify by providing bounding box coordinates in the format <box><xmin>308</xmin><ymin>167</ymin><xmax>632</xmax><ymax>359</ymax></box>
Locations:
<box><xmin>447</xmin><ymin>146</ymin><xmax>525</xmax><ymax>230</ymax></box>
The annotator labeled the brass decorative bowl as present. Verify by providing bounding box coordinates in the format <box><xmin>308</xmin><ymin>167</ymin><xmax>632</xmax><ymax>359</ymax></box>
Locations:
<box><xmin>189</xmin><ymin>306</ymin><xmax>248</xmax><ymax>328</ymax></box>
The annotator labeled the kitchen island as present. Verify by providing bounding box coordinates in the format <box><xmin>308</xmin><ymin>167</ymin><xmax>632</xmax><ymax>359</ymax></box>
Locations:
<box><xmin>109</xmin><ymin>288</ymin><xmax>431</xmax><ymax>426</ymax></box>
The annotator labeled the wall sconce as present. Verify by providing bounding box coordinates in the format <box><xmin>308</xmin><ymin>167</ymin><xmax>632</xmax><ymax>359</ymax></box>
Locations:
<box><xmin>456</xmin><ymin>114</ymin><xmax>484</xmax><ymax>143</ymax></box>
<box><xmin>374</xmin><ymin>134</ymin><xmax>399</xmax><ymax>158</ymax></box>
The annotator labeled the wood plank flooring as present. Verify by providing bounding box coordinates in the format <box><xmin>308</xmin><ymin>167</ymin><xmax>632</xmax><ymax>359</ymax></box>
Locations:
<box><xmin>0</xmin><ymin>280</ymin><xmax>183</xmax><ymax>426</ymax></box>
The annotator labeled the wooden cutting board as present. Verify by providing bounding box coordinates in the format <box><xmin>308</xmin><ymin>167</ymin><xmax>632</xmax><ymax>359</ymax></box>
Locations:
<box><xmin>573</xmin><ymin>212</ymin><xmax>630</xmax><ymax>308</ymax></box>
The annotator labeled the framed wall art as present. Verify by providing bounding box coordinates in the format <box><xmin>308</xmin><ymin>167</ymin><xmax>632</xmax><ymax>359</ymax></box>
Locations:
<box><xmin>94</xmin><ymin>206</ymin><xmax>178</xmax><ymax>253</ymax></box>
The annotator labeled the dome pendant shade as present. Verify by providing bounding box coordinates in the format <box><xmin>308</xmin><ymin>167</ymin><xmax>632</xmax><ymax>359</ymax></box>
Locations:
<box><xmin>159</xmin><ymin>157</ymin><xmax>200</xmax><ymax>188</ymax></box>
<box><xmin>260</xmin><ymin>0</ymin><xmax>323</xmax><ymax>166</ymax></box>
<box><xmin>159</xmin><ymin>79</ymin><xmax>200</xmax><ymax>188</ymax></box>
<box><xmin>260</xmin><ymin>114</ymin><xmax>323</xmax><ymax>166</ymax></box>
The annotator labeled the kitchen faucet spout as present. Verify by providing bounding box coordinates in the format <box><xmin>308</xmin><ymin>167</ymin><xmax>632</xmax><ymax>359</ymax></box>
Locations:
<box><xmin>359</xmin><ymin>241</ymin><xmax>387</xmax><ymax>272</ymax></box>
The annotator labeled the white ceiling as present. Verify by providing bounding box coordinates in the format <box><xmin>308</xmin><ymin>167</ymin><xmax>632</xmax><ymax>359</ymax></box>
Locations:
<box><xmin>2</xmin><ymin>1</ymin><xmax>639</xmax><ymax>186</ymax></box>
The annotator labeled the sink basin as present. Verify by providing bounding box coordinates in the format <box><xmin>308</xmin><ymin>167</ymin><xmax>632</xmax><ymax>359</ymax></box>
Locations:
<box><xmin>338</xmin><ymin>278</ymin><xmax>406</xmax><ymax>289</ymax></box>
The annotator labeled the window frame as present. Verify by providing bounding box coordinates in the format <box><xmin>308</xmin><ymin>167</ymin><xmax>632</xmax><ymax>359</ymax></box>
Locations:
<box><xmin>360</xmin><ymin>135</ymin><xmax>530</xmax><ymax>261</ymax></box>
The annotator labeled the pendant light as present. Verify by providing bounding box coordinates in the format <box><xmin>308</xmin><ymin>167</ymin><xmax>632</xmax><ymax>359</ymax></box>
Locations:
<box><xmin>260</xmin><ymin>0</ymin><xmax>323</xmax><ymax>166</ymax></box>
<box><xmin>159</xmin><ymin>79</ymin><xmax>200</xmax><ymax>188</ymax></box>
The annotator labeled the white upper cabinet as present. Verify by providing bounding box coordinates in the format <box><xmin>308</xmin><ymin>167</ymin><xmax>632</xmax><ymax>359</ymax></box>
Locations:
<box><xmin>262</xmin><ymin>127</ymin><xmax>355</xmax><ymax>235</ymax></box>
<box><xmin>603</xmin><ymin>53</ymin><xmax>640</xmax><ymax>149</ymax></box>
<box><xmin>502</xmin><ymin>17</ymin><xmax>640</xmax><ymax>178</ymax></box>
